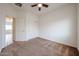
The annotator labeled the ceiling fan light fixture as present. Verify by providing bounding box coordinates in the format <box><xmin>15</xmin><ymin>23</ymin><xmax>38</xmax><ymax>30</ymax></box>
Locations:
<box><xmin>31</xmin><ymin>3</ymin><xmax>48</xmax><ymax>11</ymax></box>
<box><xmin>38</xmin><ymin>4</ymin><xmax>42</xmax><ymax>7</ymax></box>
<box><xmin>15</xmin><ymin>3</ymin><xmax>22</xmax><ymax>7</ymax></box>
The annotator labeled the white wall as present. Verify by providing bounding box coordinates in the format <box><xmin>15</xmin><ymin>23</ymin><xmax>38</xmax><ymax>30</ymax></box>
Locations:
<box><xmin>77</xmin><ymin>4</ymin><xmax>79</xmax><ymax>50</ymax></box>
<box><xmin>15</xmin><ymin>11</ymin><xmax>39</xmax><ymax>41</ymax></box>
<box><xmin>0</xmin><ymin>4</ymin><xmax>3</xmax><ymax>51</ymax></box>
<box><xmin>26</xmin><ymin>12</ymin><xmax>39</xmax><ymax>40</ymax></box>
<box><xmin>39</xmin><ymin>4</ymin><xmax>77</xmax><ymax>47</ymax></box>
<box><xmin>0</xmin><ymin>3</ymin><xmax>78</xmax><ymax>51</ymax></box>
<box><xmin>0</xmin><ymin>4</ymin><xmax>16</xmax><ymax>50</ymax></box>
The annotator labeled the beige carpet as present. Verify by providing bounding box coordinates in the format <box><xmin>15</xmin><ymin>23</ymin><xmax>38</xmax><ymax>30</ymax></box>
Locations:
<box><xmin>0</xmin><ymin>37</ymin><xmax>79</xmax><ymax>56</ymax></box>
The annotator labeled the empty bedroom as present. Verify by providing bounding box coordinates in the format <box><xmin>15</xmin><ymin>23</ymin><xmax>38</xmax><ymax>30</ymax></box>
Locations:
<box><xmin>0</xmin><ymin>3</ymin><xmax>79</xmax><ymax>56</ymax></box>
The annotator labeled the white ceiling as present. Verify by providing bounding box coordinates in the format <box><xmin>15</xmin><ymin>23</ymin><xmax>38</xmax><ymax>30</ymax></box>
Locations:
<box><xmin>11</xmin><ymin>3</ymin><xmax>70</xmax><ymax>15</ymax></box>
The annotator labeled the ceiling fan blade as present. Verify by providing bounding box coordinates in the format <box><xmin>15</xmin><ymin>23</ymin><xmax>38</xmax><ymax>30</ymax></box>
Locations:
<box><xmin>38</xmin><ymin>7</ymin><xmax>41</xmax><ymax>11</ymax></box>
<box><xmin>31</xmin><ymin>4</ymin><xmax>37</xmax><ymax>7</ymax></box>
<box><xmin>42</xmin><ymin>4</ymin><xmax>48</xmax><ymax>8</ymax></box>
<box><xmin>15</xmin><ymin>3</ymin><xmax>22</xmax><ymax>7</ymax></box>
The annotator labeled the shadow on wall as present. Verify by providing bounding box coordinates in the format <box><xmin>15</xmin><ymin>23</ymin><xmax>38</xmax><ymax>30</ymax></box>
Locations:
<box><xmin>40</xmin><ymin>17</ymin><xmax>76</xmax><ymax>47</ymax></box>
<box><xmin>50</xmin><ymin>18</ymin><xmax>71</xmax><ymax>40</ymax></box>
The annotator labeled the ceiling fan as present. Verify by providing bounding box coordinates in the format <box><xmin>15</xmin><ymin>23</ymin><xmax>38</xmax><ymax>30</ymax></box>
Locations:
<box><xmin>31</xmin><ymin>3</ymin><xmax>48</xmax><ymax>11</ymax></box>
<box><xmin>15</xmin><ymin>3</ymin><xmax>48</xmax><ymax>11</ymax></box>
<box><xmin>15</xmin><ymin>3</ymin><xmax>22</xmax><ymax>7</ymax></box>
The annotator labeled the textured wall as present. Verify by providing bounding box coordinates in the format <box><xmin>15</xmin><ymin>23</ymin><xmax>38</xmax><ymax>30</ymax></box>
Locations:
<box><xmin>39</xmin><ymin>4</ymin><xmax>77</xmax><ymax>47</ymax></box>
<box><xmin>0</xmin><ymin>4</ymin><xmax>16</xmax><ymax>50</ymax></box>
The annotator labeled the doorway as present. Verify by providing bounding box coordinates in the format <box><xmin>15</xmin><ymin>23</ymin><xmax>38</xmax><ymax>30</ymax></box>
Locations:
<box><xmin>5</xmin><ymin>16</ymin><xmax>16</xmax><ymax>45</ymax></box>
